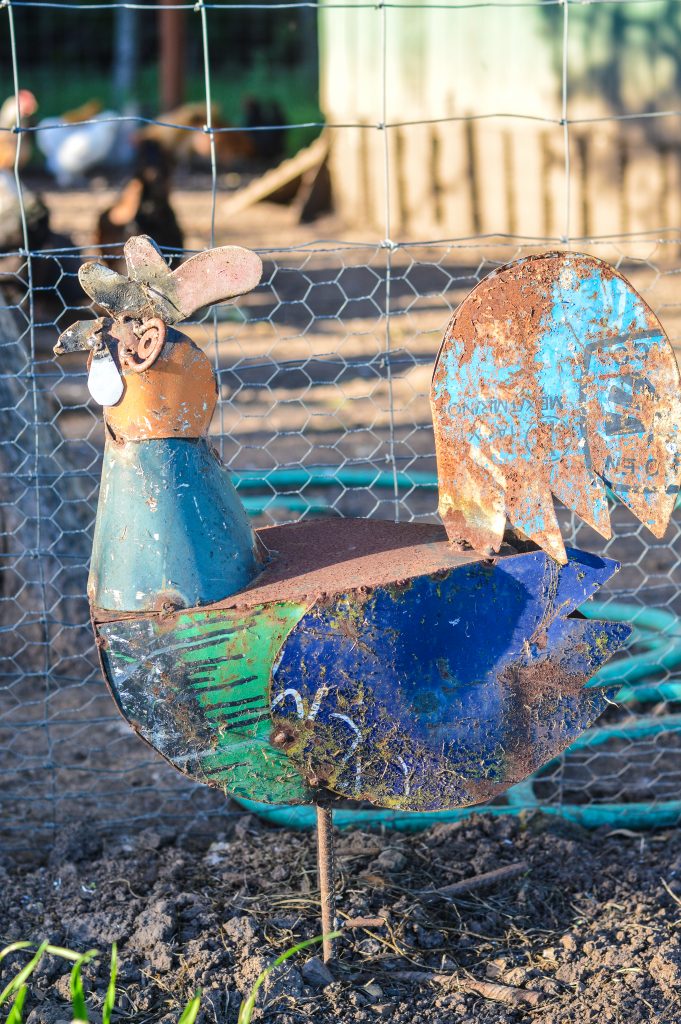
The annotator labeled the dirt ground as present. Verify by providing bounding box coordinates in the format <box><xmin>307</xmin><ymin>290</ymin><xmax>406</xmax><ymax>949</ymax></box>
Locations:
<box><xmin>1</xmin><ymin>812</ymin><xmax>681</xmax><ymax>1024</ymax></box>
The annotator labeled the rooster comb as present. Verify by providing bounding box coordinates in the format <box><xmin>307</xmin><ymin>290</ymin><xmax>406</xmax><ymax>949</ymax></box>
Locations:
<box><xmin>78</xmin><ymin>235</ymin><xmax>262</xmax><ymax>324</ymax></box>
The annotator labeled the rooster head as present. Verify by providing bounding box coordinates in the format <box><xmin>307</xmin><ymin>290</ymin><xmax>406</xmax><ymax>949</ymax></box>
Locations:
<box><xmin>54</xmin><ymin>235</ymin><xmax>262</xmax><ymax>439</ymax></box>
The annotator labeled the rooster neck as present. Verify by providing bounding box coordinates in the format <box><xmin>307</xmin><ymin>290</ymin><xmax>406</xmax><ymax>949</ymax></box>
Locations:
<box><xmin>88</xmin><ymin>435</ymin><xmax>263</xmax><ymax>614</ymax></box>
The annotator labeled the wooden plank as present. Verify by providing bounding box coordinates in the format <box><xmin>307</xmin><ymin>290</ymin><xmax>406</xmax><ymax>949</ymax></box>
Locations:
<box><xmin>475</xmin><ymin>124</ymin><xmax>509</xmax><ymax>236</ymax></box>
<box><xmin>438</xmin><ymin>119</ymin><xmax>476</xmax><ymax>240</ymax></box>
<box><xmin>625</xmin><ymin>127</ymin><xmax>664</xmax><ymax>236</ymax></box>
<box><xmin>220</xmin><ymin>134</ymin><xmax>329</xmax><ymax>219</ymax></box>
<box><xmin>576</xmin><ymin>124</ymin><xmax>623</xmax><ymax>239</ymax></box>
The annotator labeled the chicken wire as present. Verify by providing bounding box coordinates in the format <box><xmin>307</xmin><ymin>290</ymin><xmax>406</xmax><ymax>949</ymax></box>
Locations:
<box><xmin>2</xmin><ymin>0</ymin><xmax>681</xmax><ymax>861</ymax></box>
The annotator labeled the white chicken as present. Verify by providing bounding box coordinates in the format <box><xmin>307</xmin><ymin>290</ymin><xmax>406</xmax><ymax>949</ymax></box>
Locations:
<box><xmin>35</xmin><ymin>102</ymin><xmax>133</xmax><ymax>186</ymax></box>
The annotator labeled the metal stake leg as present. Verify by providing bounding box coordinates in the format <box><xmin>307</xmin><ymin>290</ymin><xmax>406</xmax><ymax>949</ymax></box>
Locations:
<box><xmin>316</xmin><ymin>804</ymin><xmax>336</xmax><ymax>963</ymax></box>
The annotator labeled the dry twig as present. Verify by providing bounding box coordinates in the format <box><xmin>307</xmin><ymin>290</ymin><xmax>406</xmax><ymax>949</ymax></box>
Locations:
<box><xmin>391</xmin><ymin>970</ymin><xmax>543</xmax><ymax>1008</ymax></box>
<box><xmin>417</xmin><ymin>861</ymin><xmax>529</xmax><ymax>901</ymax></box>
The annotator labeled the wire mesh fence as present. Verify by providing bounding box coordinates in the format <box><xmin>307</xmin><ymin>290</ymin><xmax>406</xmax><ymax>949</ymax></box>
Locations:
<box><xmin>2</xmin><ymin>0</ymin><xmax>681</xmax><ymax>861</ymax></box>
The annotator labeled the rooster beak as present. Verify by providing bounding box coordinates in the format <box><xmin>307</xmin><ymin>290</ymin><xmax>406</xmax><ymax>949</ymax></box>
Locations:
<box><xmin>54</xmin><ymin>317</ymin><xmax>108</xmax><ymax>356</ymax></box>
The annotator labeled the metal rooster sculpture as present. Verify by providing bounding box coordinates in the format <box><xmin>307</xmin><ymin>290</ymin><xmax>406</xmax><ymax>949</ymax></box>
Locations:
<box><xmin>55</xmin><ymin>239</ymin><xmax>680</xmax><ymax>961</ymax></box>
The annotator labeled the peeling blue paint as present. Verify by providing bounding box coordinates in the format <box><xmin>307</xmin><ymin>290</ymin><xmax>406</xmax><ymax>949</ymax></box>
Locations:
<box><xmin>89</xmin><ymin>437</ymin><xmax>262</xmax><ymax>611</ymax></box>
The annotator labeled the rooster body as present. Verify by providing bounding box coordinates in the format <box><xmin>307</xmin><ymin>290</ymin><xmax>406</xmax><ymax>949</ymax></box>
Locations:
<box><xmin>95</xmin><ymin>514</ymin><xmax>626</xmax><ymax>810</ymax></box>
<box><xmin>56</xmin><ymin>238</ymin><xmax>681</xmax><ymax>814</ymax></box>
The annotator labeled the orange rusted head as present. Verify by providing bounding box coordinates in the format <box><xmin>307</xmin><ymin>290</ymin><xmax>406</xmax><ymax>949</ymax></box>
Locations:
<box><xmin>54</xmin><ymin>235</ymin><xmax>262</xmax><ymax>440</ymax></box>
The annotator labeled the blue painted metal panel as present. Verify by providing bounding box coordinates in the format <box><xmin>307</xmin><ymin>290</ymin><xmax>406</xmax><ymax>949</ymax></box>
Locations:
<box><xmin>89</xmin><ymin>437</ymin><xmax>263</xmax><ymax>612</ymax></box>
<box><xmin>273</xmin><ymin>549</ymin><xmax>631</xmax><ymax>811</ymax></box>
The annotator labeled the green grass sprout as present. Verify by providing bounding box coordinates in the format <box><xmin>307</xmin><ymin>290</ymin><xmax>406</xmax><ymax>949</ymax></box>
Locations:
<box><xmin>5</xmin><ymin>985</ymin><xmax>28</xmax><ymax>1024</ymax></box>
<box><xmin>177</xmin><ymin>989</ymin><xmax>202</xmax><ymax>1024</ymax></box>
<box><xmin>0</xmin><ymin>943</ymin><xmax>200</xmax><ymax>1024</ymax></box>
<box><xmin>102</xmin><ymin>943</ymin><xmax>117</xmax><ymax>1024</ymax></box>
<box><xmin>70</xmin><ymin>950</ymin><xmax>99</xmax><ymax>1023</ymax></box>
<box><xmin>0</xmin><ymin>941</ymin><xmax>50</xmax><ymax>1008</ymax></box>
<box><xmin>237</xmin><ymin>931</ymin><xmax>342</xmax><ymax>1024</ymax></box>
<box><xmin>0</xmin><ymin>946</ymin><xmax>33</xmax><ymax>968</ymax></box>
<box><xmin>0</xmin><ymin>939</ymin><xmax>93</xmax><ymax>1007</ymax></box>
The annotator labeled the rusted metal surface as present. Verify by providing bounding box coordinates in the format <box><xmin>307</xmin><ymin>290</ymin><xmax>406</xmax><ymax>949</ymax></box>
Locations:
<box><xmin>431</xmin><ymin>252</ymin><xmax>681</xmax><ymax>564</ymax></box>
<box><xmin>77</xmin><ymin>234</ymin><xmax>263</xmax><ymax>325</ymax></box>
<box><xmin>103</xmin><ymin>332</ymin><xmax>217</xmax><ymax>441</ymax></box>
<box><xmin>89</xmin><ymin>437</ymin><xmax>265</xmax><ymax>612</ymax></box>
<box><xmin>95</xmin><ymin>599</ymin><xmax>313</xmax><ymax>805</ymax></box>
<box><xmin>316</xmin><ymin>806</ymin><xmax>337</xmax><ymax>963</ymax></box>
<box><xmin>94</xmin><ymin>519</ymin><xmax>630</xmax><ymax>810</ymax></box>
<box><xmin>217</xmin><ymin>518</ymin><xmax>480</xmax><ymax>610</ymax></box>
<box><xmin>54</xmin><ymin>235</ymin><xmax>265</xmax><ymax>613</ymax></box>
<box><xmin>54</xmin><ymin>234</ymin><xmax>261</xmax><ymax>435</ymax></box>
<box><xmin>271</xmin><ymin>544</ymin><xmax>629</xmax><ymax>811</ymax></box>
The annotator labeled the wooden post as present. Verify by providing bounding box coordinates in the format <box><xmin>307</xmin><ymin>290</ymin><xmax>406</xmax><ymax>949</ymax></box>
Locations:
<box><xmin>159</xmin><ymin>0</ymin><xmax>186</xmax><ymax>112</ymax></box>
<box><xmin>113</xmin><ymin>7</ymin><xmax>138</xmax><ymax>108</ymax></box>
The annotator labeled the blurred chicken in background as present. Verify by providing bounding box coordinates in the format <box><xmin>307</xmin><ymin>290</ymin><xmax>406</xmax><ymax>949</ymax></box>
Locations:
<box><xmin>96</xmin><ymin>139</ymin><xmax>184</xmax><ymax>268</ymax></box>
<box><xmin>140</xmin><ymin>99</ymin><xmax>288</xmax><ymax>170</ymax></box>
<box><xmin>140</xmin><ymin>101</ymin><xmax>254</xmax><ymax>169</ymax></box>
<box><xmin>0</xmin><ymin>92</ymin><xmax>82</xmax><ymax>319</ymax></box>
<box><xmin>35</xmin><ymin>99</ymin><xmax>135</xmax><ymax>187</ymax></box>
<box><xmin>242</xmin><ymin>97</ymin><xmax>287</xmax><ymax>164</ymax></box>
<box><xmin>0</xmin><ymin>90</ymin><xmax>38</xmax><ymax>171</ymax></box>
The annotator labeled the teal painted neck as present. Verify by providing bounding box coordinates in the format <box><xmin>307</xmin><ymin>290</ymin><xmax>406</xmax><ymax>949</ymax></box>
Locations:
<box><xmin>89</xmin><ymin>436</ymin><xmax>264</xmax><ymax>613</ymax></box>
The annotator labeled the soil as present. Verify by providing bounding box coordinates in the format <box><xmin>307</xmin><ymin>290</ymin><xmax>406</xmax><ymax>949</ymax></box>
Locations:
<box><xmin>1</xmin><ymin>812</ymin><xmax>681</xmax><ymax>1024</ymax></box>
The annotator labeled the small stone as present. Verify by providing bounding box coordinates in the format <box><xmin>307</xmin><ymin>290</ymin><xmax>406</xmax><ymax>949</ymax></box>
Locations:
<box><xmin>541</xmin><ymin>947</ymin><xmax>558</xmax><ymax>962</ymax></box>
<box><xmin>128</xmin><ymin>900</ymin><xmax>176</xmax><ymax>954</ymax></box>
<box><xmin>302</xmin><ymin>955</ymin><xmax>334</xmax><ymax>989</ymax></box>
<box><xmin>223</xmin><ymin>915</ymin><xmax>260</xmax><ymax>948</ymax></box>
<box><xmin>555</xmin><ymin>963</ymin><xmax>580</xmax><ymax>984</ymax></box>
<box><xmin>363</xmin><ymin>982</ymin><xmax>383</xmax><ymax>1000</ymax></box>
<box><xmin>485</xmin><ymin>958</ymin><xmax>507</xmax><ymax>980</ymax></box>
<box><xmin>204</xmin><ymin>842</ymin><xmax>231</xmax><ymax>867</ymax></box>
<box><xmin>504</xmin><ymin>966</ymin><xmax>529</xmax><ymax>987</ymax></box>
<box><xmin>560</xmin><ymin>933</ymin><xmax>577</xmax><ymax>952</ymax></box>
<box><xmin>134</xmin><ymin>829</ymin><xmax>164</xmax><ymax>851</ymax></box>
<box><xmin>375</xmin><ymin>849</ymin><xmax>407</xmax><ymax>872</ymax></box>
<box><xmin>53</xmin><ymin>976</ymin><xmax>71</xmax><ymax>1001</ymax></box>
<box><xmin>370</xmin><ymin>1003</ymin><xmax>394</xmax><ymax>1017</ymax></box>
<box><xmin>650</xmin><ymin>950</ymin><xmax>681</xmax><ymax>993</ymax></box>
<box><xmin>263</xmin><ymin>964</ymin><xmax>304</xmax><ymax>1000</ymax></box>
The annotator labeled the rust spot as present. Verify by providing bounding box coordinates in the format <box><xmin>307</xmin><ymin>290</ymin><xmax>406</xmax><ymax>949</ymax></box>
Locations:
<box><xmin>270</xmin><ymin>726</ymin><xmax>297</xmax><ymax>749</ymax></box>
<box><xmin>104</xmin><ymin>332</ymin><xmax>217</xmax><ymax>442</ymax></box>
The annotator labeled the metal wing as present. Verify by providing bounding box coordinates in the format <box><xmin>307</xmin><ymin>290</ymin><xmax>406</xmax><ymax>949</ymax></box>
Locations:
<box><xmin>431</xmin><ymin>252</ymin><xmax>681</xmax><ymax>563</ymax></box>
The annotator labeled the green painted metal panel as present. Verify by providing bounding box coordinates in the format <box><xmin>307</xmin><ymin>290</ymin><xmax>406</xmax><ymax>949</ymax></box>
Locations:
<box><xmin>97</xmin><ymin>600</ymin><xmax>312</xmax><ymax>804</ymax></box>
